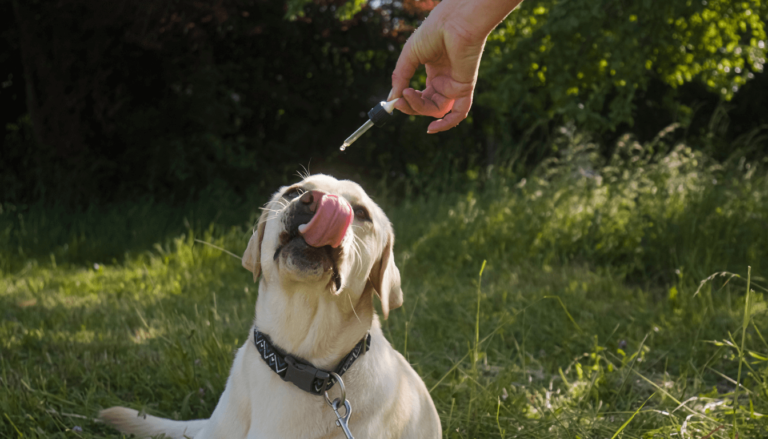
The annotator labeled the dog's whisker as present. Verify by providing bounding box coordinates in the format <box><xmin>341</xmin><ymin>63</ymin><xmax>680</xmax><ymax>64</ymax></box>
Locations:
<box><xmin>349</xmin><ymin>245</ymin><xmax>360</xmax><ymax>272</ymax></box>
<box><xmin>298</xmin><ymin>163</ymin><xmax>311</xmax><ymax>180</ymax></box>
<box><xmin>356</xmin><ymin>237</ymin><xmax>372</xmax><ymax>273</ymax></box>
<box><xmin>348</xmin><ymin>234</ymin><xmax>359</xmax><ymax>259</ymax></box>
<box><xmin>257</xmin><ymin>214</ymin><xmax>279</xmax><ymax>226</ymax></box>
<box><xmin>269</xmin><ymin>201</ymin><xmax>288</xmax><ymax>210</ymax></box>
<box><xmin>268</xmin><ymin>198</ymin><xmax>289</xmax><ymax>208</ymax></box>
<box><xmin>259</xmin><ymin>201</ymin><xmax>288</xmax><ymax>219</ymax></box>
<box><xmin>343</xmin><ymin>238</ymin><xmax>361</xmax><ymax>273</ymax></box>
<box><xmin>347</xmin><ymin>290</ymin><xmax>362</xmax><ymax>324</ymax></box>
<box><xmin>194</xmin><ymin>239</ymin><xmax>243</xmax><ymax>260</ymax></box>
<box><xmin>353</xmin><ymin>233</ymin><xmax>367</xmax><ymax>251</ymax></box>
<box><xmin>350</xmin><ymin>236</ymin><xmax>364</xmax><ymax>273</ymax></box>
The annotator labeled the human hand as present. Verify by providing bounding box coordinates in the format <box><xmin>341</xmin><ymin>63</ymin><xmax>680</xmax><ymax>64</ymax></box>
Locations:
<box><xmin>391</xmin><ymin>0</ymin><xmax>523</xmax><ymax>133</ymax></box>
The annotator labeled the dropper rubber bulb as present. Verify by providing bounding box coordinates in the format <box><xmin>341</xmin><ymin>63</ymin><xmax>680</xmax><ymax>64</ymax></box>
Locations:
<box><xmin>380</xmin><ymin>99</ymin><xmax>398</xmax><ymax>114</ymax></box>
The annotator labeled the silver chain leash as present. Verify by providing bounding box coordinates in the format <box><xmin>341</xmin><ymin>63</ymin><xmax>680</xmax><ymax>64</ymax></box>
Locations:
<box><xmin>324</xmin><ymin>372</ymin><xmax>355</xmax><ymax>439</ymax></box>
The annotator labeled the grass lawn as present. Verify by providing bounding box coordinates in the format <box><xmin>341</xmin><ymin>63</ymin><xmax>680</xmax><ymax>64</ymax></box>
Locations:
<box><xmin>2</xmin><ymin>141</ymin><xmax>768</xmax><ymax>438</ymax></box>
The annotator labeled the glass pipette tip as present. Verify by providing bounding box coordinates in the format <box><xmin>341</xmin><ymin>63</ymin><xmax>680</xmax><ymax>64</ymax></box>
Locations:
<box><xmin>339</xmin><ymin>99</ymin><xmax>399</xmax><ymax>151</ymax></box>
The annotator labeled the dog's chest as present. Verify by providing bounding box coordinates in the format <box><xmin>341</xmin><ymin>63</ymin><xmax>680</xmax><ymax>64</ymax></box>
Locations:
<box><xmin>242</xmin><ymin>347</ymin><xmax>377</xmax><ymax>439</ymax></box>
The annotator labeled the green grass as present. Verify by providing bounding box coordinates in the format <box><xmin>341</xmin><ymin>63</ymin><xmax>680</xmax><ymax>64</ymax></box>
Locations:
<box><xmin>2</xmin><ymin>136</ymin><xmax>768</xmax><ymax>438</ymax></box>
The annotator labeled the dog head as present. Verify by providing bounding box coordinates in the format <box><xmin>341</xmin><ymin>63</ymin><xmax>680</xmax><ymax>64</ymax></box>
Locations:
<box><xmin>242</xmin><ymin>174</ymin><xmax>402</xmax><ymax>318</ymax></box>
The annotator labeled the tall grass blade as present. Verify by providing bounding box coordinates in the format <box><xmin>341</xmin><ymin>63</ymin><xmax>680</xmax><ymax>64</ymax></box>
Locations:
<box><xmin>733</xmin><ymin>266</ymin><xmax>751</xmax><ymax>436</ymax></box>
<box><xmin>610</xmin><ymin>393</ymin><xmax>654</xmax><ymax>439</ymax></box>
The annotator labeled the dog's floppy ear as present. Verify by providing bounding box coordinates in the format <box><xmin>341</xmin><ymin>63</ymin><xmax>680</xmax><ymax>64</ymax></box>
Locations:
<box><xmin>370</xmin><ymin>228</ymin><xmax>403</xmax><ymax>319</ymax></box>
<box><xmin>242</xmin><ymin>207</ymin><xmax>269</xmax><ymax>281</ymax></box>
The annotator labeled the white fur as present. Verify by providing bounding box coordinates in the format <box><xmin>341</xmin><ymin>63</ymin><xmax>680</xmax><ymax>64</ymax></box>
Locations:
<box><xmin>100</xmin><ymin>175</ymin><xmax>441</xmax><ymax>438</ymax></box>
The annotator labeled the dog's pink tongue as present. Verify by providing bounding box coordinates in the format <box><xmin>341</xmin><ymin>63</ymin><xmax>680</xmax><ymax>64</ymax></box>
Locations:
<box><xmin>298</xmin><ymin>194</ymin><xmax>353</xmax><ymax>248</ymax></box>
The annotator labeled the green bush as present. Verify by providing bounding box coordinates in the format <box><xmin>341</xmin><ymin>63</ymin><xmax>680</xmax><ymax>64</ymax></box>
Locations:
<box><xmin>479</xmin><ymin>0</ymin><xmax>767</xmax><ymax>137</ymax></box>
<box><xmin>3</xmin><ymin>0</ymin><xmax>767</xmax><ymax>206</ymax></box>
<box><xmin>396</xmin><ymin>126</ymin><xmax>768</xmax><ymax>283</ymax></box>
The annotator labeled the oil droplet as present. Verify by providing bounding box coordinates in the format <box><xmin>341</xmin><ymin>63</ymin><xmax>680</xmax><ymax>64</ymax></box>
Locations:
<box><xmin>340</xmin><ymin>144</ymin><xmax>347</xmax><ymax>151</ymax></box>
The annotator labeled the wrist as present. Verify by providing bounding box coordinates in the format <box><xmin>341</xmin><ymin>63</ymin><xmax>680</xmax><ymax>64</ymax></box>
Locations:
<box><xmin>437</xmin><ymin>0</ymin><xmax>523</xmax><ymax>41</ymax></box>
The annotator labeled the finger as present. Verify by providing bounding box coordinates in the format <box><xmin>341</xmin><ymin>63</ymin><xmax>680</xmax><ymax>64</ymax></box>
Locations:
<box><xmin>403</xmin><ymin>88</ymin><xmax>454</xmax><ymax>118</ymax></box>
<box><xmin>429</xmin><ymin>93</ymin><xmax>454</xmax><ymax>117</ymax></box>
<box><xmin>427</xmin><ymin>95</ymin><xmax>472</xmax><ymax>133</ymax></box>
<box><xmin>398</xmin><ymin>89</ymin><xmax>421</xmax><ymax>114</ymax></box>
<box><xmin>394</xmin><ymin>92</ymin><xmax>417</xmax><ymax>115</ymax></box>
<box><xmin>391</xmin><ymin>36</ymin><xmax>421</xmax><ymax>99</ymax></box>
<box><xmin>406</xmin><ymin>88</ymin><xmax>424</xmax><ymax>99</ymax></box>
<box><xmin>401</xmin><ymin>88</ymin><xmax>429</xmax><ymax>116</ymax></box>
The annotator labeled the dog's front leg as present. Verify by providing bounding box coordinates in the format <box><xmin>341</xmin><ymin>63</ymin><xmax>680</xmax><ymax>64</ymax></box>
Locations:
<box><xmin>194</xmin><ymin>343</ymin><xmax>253</xmax><ymax>438</ymax></box>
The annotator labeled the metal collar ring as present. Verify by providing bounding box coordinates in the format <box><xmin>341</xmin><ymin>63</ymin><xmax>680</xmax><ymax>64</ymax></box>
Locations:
<box><xmin>324</xmin><ymin>372</ymin><xmax>346</xmax><ymax>407</ymax></box>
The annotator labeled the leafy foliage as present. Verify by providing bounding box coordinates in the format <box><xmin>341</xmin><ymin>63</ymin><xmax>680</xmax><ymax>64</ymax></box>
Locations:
<box><xmin>480</xmin><ymin>0</ymin><xmax>768</xmax><ymax>136</ymax></box>
<box><xmin>1</xmin><ymin>0</ymin><xmax>767</xmax><ymax>206</ymax></box>
<box><xmin>398</xmin><ymin>125</ymin><xmax>768</xmax><ymax>283</ymax></box>
<box><xmin>1</xmin><ymin>0</ymin><xmax>414</xmax><ymax>203</ymax></box>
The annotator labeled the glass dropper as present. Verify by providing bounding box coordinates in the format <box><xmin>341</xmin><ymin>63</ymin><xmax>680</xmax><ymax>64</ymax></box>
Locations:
<box><xmin>340</xmin><ymin>119</ymin><xmax>373</xmax><ymax>151</ymax></box>
<box><xmin>340</xmin><ymin>98</ymin><xmax>399</xmax><ymax>151</ymax></box>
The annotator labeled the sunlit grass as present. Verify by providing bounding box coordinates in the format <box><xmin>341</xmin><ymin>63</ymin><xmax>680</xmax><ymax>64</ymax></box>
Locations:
<box><xmin>2</xmin><ymin>136</ymin><xmax>767</xmax><ymax>438</ymax></box>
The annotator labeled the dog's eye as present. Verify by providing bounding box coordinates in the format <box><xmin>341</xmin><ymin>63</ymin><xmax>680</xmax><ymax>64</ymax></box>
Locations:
<box><xmin>283</xmin><ymin>188</ymin><xmax>302</xmax><ymax>200</ymax></box>
<box><xmin>354</xmin><ymin>207</ymin><xmax>370</xmax><ymax>221</ymax></box>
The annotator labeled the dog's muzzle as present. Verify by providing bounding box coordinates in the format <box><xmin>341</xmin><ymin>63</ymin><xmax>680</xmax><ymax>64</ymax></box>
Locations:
<box><xmin>276</xmin><ymin>191</ymin><xmax>350</xmax><ymax>291</ymax></box>
<box><xmin>285</xmin><ymin>191</ymin><xmax>353</xmax><ymax>248</ymax></box>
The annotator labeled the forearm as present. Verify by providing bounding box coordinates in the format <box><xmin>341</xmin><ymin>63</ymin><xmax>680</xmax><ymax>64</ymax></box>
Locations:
<box><xmin>437</xmin><ymin>0</ymin><xmax>525</xmax><ymax>41</ymax></box>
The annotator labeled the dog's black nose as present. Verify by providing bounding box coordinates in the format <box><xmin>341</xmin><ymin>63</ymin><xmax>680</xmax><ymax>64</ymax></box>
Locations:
<box><xmin>287</xmin><ymin>190</ymin><xmax>325</xmax><ymax>235</ymax></box>
<box><xmin>299</xmin><ymin>190</ymin><xmax>324</xmax><ymax>213</ymax></box>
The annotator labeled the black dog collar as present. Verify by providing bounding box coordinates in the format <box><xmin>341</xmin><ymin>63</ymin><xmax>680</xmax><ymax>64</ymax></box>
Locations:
<box><xmin>253</xmin><ymin>328</ymin><xmax>371</xmax><ymax>396</ymax></box>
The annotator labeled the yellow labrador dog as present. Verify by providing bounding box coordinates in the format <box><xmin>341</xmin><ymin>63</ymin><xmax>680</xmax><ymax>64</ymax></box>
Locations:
<box><xmin>100</xmin><ymin>174</ymin><xmax>441</xmax><ymax>438</ymax></box>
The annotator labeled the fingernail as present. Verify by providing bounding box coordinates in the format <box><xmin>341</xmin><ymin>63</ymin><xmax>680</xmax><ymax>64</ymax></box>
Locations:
<box><xmin>387</xmin><ymin>89</ymin><xmax>394</xmax><ymax>100</ymax></box>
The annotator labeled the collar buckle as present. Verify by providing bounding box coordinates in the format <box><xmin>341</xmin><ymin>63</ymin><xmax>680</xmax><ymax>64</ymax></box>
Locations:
<box><xmin>283</xmin><ymin>355</ymin><xmax>330</xmax><ymax>395</ymax></box>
